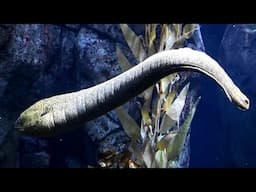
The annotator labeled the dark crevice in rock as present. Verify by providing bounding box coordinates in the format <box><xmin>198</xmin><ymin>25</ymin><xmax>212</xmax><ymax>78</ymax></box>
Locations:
<box><xmin>0</xmin><ymin>25</ymin><xmax>13</xmax><ymax>51</ymax></box>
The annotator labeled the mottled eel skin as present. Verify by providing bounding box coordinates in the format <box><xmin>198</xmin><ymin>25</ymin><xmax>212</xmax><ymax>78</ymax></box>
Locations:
<box><xmin>15</xmin><ymin>48</ymin><xmax>250</xmax><ymax>137</ymax></box>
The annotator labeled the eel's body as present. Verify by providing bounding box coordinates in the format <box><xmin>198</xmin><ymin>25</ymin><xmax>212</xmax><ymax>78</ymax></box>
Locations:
<box><xmin>15</xmin><ymin>48</ymin><xmax>250</xmax><ymax>137</ymax></box>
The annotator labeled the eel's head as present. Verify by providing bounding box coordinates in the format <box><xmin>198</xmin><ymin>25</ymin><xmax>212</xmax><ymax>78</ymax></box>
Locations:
<box><xmin>15</xmin><ymin>99</ymin><xmax>54</xmax><ymax>136</ymax></box>
<box><xmin>225</xmin><ymin>85</ymin><xmax>250</xmax><ymax>111</ymax></box>
<box><xmin>231</xmin><ymin>88</ymin><xmax>250</xmax><ymax>111</ymax></box>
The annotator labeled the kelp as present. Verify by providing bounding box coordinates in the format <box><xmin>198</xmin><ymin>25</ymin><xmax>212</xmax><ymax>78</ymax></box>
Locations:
<box><xmin>167</xmin><ymin>96</ymin><xmax>200</xmax><ymax>163</ymax></box>
<box><xmin>159</xmin><ymin>83</ymin><xmax>190</xmax><ymax>134</ymax></box>
<box><xmin>120</xmin><ymin>24</ymin><xmax>146</xmax><ymax>62</ymax></box>
<box><xmin>98</xmin><ymin>24</ymin><xmax>201</xmax><ymax>168</ymax></box>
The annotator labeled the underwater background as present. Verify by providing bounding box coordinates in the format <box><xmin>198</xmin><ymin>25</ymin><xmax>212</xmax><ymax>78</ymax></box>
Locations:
<box><xmin>191</xmin><ymin>24</ymin><xmax>255</xmax><ymax>168</ymax></box>
<box><xmin>0</xmin><ymin>24</ymin><xmax>254</xmax><ymax>168</ymax></box>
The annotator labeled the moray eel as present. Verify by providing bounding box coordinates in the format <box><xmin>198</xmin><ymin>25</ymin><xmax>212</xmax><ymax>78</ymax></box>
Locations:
<box><xmin>15</xmin><ymin>48</ymin><xmax>250</xmax><ymax>137</ymax></box>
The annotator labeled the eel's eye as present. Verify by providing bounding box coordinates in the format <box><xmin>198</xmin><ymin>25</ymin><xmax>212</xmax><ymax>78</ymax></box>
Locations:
<box><xmin>41</xmin><ymin>106</ymin><xmax>51</xmax><ymax>117</ymax></box>
<box><xmin>40</xmin><ymin>111</ymin><xmax>48</xmax><ymax>117</ymax></box>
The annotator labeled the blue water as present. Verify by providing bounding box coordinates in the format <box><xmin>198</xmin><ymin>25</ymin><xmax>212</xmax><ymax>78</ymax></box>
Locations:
<box><xmin>191</xmin><ymin>24</ymin><xmax>255</xmax><ymax>167</ymax></box>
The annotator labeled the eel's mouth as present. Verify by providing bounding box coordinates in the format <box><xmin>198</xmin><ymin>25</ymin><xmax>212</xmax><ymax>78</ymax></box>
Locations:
<box><xmin>235</xmin><ymin>97</ymin><xmax>250</xmax><ymax>111</ymax></box>
<box><xmin>228</xmin><ymin>88</ymin><xmax>250</xmax><ymax>111</ymax></box>
<box><xmin>14</xmin><ymin>117</ymin><xmax>24</xmax><ymax>131</ymax></box>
